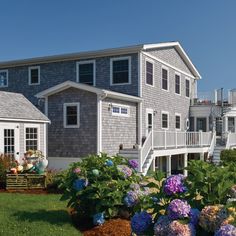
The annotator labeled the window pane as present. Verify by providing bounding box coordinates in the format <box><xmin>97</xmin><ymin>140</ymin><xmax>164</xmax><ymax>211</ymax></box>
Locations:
<box><xmin>0</xmin><ymin>71</ymin><xmax>7</xmax><ymax>87</ymax></box>
<box><xmin>25</xmin><ymin>127</ymin><xmax>38</xmax><ymax>151</ymax></box>
<box><xmin>112</xmin><ymin>59</ymin><xmax>129</xmax><ymax>84</ymax></box>
<box><xmin>176</xmin><ymin>116</ymin><xmax>180</xmax><ymax>129</ymax></box>
<box><xmin>175</xmin><ymin>74</ymin><xmax>180</xmax><ymax>94</ymax></box>
<box><xmin>66</xmin><ymin>105</ymin><xmax>78</xmax><ymax>126</ymax></box>
<box><xmin>186</xmin><ymin>79</ymin><xmax>190</xmax><ymax>97</ymax></box>
<box><xmin>121</xmin><ymin>108</ymin><xmax>128</xmax><ymax>114</ymax></box>
<box><xmin>162</xmin><ymin>69</ymin><xmax>168</xmax><ymax>90</ymax></box>
<box><xmin>112</xmin><ymin>107</ymin><xmax>120</xmax><ymax>113</ymax></box>
<box><xmin>146</xmin><ymin>61</ymin><xmax>153</xmax><ymax>85</ymax></box>
<box><xmin>79</xmin><ymin>63</ymin><xmax>94</xmax><ymax>85</ymax></box>
<box><xmin>162</xmin><ymin>114</ymin><xmax>168</xmax><ymax>128</ymax></box>
<box><xmin>30</xmin><ymin>68</ymin><xmax>39</xmax><ymax>84</ymax></box>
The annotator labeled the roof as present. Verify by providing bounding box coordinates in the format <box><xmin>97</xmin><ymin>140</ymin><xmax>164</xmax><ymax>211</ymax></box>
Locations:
<box><xmin>0</xmin><ymin>41</ymin><xmax>201</xmax><ymax>79</ymax></box>
<box><xmin>36</xmin><ymin>81</ymin><xmax>143</xmax><ymax>103</ymax></box>
<box><xmin>0</xmin><ymin>91</ymin><xmax>50</xmax><ymax>123</ymax></box>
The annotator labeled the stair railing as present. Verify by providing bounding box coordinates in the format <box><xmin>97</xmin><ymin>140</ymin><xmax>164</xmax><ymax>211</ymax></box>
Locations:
<box><xmin>138</xmin><ymin>131</ymin><xmax>153</xmax><ymax>172</ymax></box>
<box><xmin>207</xmin><ymin>131</ymin><xmax>216</xmax><ymax>158</ymax></box>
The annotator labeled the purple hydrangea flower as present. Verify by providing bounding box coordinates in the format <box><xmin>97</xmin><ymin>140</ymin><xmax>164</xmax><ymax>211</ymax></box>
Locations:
<box><xmin>154</xmin><ymin>215</ymin><xmax>172</xmax><ymax>236</ymax></box>
<box><xmin>128</xmin><ymin>159</ymin><xmax>139</xmax><ymax>169</ymax></box>
<box><xmin>93</xmin><ymin>212</ymin><xmax>105</xmax><ymax>225</ymax></box>
<box><xmin>73</xmin><ymin>178</ymin><xmax>88</xmax><ymax>191</ymax></box>
<box><xmin>105</xmin><ymin>159</ymin><xmax>114</xmax><ymax>166</ymax></box>
<box><xmin>73</xmin><ymin>167</ymin><xmax>81</xmax><ymax>174</ymax></box>
<box><xmin>167</xmin><ymin>199</ymin><xmax>191</xmax><ymax>220</ymax></box>
<box><xmin>190</xmin><ymin>208</ymin><xmax>200</xmax><ymax>226</ymax></box>
<box><xmin>164</xmin><ymin>174</ymin><xmax>187</xmax><ymax>195</ymax></box>
<box><xmin>130</xmin><ymin>183</ymin><xmax>140</xmax><ymax>191</ymax></box>
<box><xmin>131</xmin><ymin>211</ymin><xmax>152</xmax><ymax>235</ymax></box>
<box><xmin>215</xmin><ymin>224</ymin><xmax>236</xmax><ymax>236</ymax></box>
<box><xmin>124</xmin><ymin>190</ymin><xmax>139</xmax><ymax>207</ymax></box>
<box><xmin>117</xmin><ymin>165</ymin><xmax>132</xmax><ymax>178</ymax></box>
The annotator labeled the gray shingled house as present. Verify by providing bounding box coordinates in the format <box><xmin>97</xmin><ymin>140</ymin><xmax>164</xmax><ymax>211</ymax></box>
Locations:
<box><xmin>0</xmin><ymin>91</ymin><xmax>49</xmax><ymax>162</ymax></box>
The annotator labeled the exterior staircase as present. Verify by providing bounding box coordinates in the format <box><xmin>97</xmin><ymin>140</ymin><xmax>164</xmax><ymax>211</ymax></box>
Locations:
<box><xmin>212</xmin><ymin>137</ymin><xmax>226</xmax><ymax>164</ymax></box>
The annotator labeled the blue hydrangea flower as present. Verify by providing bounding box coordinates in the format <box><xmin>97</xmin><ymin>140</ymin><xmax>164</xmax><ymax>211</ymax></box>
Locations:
<box><xmin>164</xmin><ymin>174</ymin><xmax>187</xmax><ymax>195</ymax></box>
<box><xmin>73</xmin><ymin>179</ymin><xmax>88</xmax><ymax>191</ymax></box>
<box><xmin>105</xmin><ymin>159</ymin><xmax>114</xmax><ymax>166</ymax></box>
<box><xmin>93</xmin><ymin>212</ymin><xmax>105</xmax><ymax>225</ymax></box>
<box><xmin>128</xmin><ymin>159</ymin><xmax>139</xmax><ymax>169</ymax></box>
<box><xmin>215</xmin><ymin>224</ymin><xmax>236</xmax><ymax>236</ymax></box>
<box><xmin>189</xmin><ymin>208</ymin><xmax>200</xmax><ymax>226</ymax></box>
<box><xmin>167</xmin><ymin>199</ymin><xmax>191</xmax><ymax>220</ymax></box>
<box><xmin>124</xmin><ymin>190</ymin><xmax>139</xmax><ymax>207</ymax></box>
<box><xmin>131</xmin><ymin>211</ymin><xmax>152</xmax><ymax>235</ymax></box>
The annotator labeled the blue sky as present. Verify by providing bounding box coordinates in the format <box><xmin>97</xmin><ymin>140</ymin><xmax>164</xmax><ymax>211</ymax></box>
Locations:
<box><xmin>0</xmin><ymin>0</ymin><xmax>235</xmax><ymax>93</ymax></box>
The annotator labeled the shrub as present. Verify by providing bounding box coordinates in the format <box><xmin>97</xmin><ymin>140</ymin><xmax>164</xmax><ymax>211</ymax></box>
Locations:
<box><xmin>60</xmin><ymin>154</ymin><xmax>143</xmax><ymax>224</ymax></box>
<box><xmin>0</xmin><ymin>154</ymin><xmax>14</xmax><ymax>187</ymax></box>
<box><xmin>221</xmin><ymin>149</ymin><xmax>236</xmax><ymax>164</ymax></box>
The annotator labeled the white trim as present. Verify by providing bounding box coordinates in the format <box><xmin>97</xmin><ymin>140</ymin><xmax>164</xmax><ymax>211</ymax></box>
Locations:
<box><xmin>0</xmin><ymin>117</ymin><xmax>49</xmax><ymax>123</ymax></box>
<box><xmin>139</xmin><ymin>52</ymin><xmax>143</xmax><ymax>97</ymax></box>
<box><xmin>24</xmin><ymin>124</ymin><xmax>40</xmax><ymax>152</ymax></box>
<box><xmin>138</xmin><ymin>102</ymin><xmax>143</xmax><ymax>145</ymax></box>
<box><xmin>45</xmin><ymin>97</ymin><xmax>48</xmax><ymax>117</ymax></box>
<box><xmin>145</xmin><ymin>57</ymin><xmax>155</xmax><ymax>87</ymax></box>
<box><xmin>28</xmin><ymin>66</ymin><xmax>40</xmax><ymax>85</ymax></box>
<box><xmin>110</xmin><ymin>56</ymin><xmax>131</xmax><ymax>86</ymax></box>
<box><xmin>63</xmin><ymin>103</ymin><xmax>80</xmax><ymax>128</ymax></box>
<box><xmin>76</xmin><ymin>60</ymin><xmax>96</xmax><ymax>86</ymax></box>
<box><xmin>161</xmin><ymin>111</ymin><xmax>169</xmax><ymax>130</ymax></box>
<box><xmin>111</xmin><ymin>103</ymin><xmax>130</xmax><ymax>117</ymax></box>
<box><xmin>146</xmin><ymin>108</ymin><xmax>154</xmax><ymax>136</ymax></box>
<box><xmin>185</xmin><ymin>77</ymin><xmax>191</xmax><ymax>99</ymax></box>
<box><xmin>43</xmin><ymin>123</ymin><xmax>47</xmax><ymax>157</ymax></box>
<box><xmin>0</xmin><ymin>69</ymin><xmax>8</xmax><ymax>88</ymax></box>
<box><xmin>175</xmin><ymin>72</ymin><xmax>181</xmax><ymax>96</ymax></box>
<box><xmin>97</xmin><ymin>95</ymin><xmax>102</xmax><ymax>154</ymax></box>
<box><xmin>175</xmin><ymin>113</ymin><xmax>181</xmax><ymax>130</ymax></box>
<box><xmin>161</xmin><ymin>65</ymin><xmax>169</xmax><ymax>92</ymax></box>
<box><xmin>142</xmin><ymin>52</ymin><xmax>196</xmax><ymax>79</ymax></box>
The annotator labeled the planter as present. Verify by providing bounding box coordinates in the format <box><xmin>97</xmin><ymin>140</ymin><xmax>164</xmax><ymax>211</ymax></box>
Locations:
<box><xmin>6</xmin><ymin>173</ymin><xmax>46</xmax><ymax>190</ymax></box>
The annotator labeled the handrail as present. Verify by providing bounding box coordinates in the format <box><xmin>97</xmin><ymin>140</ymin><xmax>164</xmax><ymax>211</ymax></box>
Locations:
<box><xmin>207</xmin><ymin>131</ymin><xmax>216</xmax><ymax>158</ymax></box>
<box><xmin>138</xmin><ymin>131</ymin><xmax>152</xmax><ymax>172</ymax></box>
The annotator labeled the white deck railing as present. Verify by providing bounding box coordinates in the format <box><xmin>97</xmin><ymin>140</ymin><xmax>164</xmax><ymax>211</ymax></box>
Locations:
<box><xmin>153</xmin><ymin>131</ymin><xmax>212</xmax><ymax>149</ymax></box>
<box><xmin>207</xmin><ymin>131</ymin><xmax>216</xmax><ymax>157</ymax></box>
<box><xmin>226</xmin><ymin>132</ymin><xmax>236</xmax><ymax>149</ymax></box>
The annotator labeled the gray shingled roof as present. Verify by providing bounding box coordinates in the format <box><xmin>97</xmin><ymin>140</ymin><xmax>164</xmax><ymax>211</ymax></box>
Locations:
<box><xmin>0</xmin><ymin>91</ymin><xmax>49</xmax><ymax>122</ymax></box>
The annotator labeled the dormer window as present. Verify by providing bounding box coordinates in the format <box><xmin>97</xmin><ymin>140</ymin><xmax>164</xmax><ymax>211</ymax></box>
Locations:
<box><xmin>0</xmin><ymin>70</ymin><xmax>8</xmax><ymax>87</ymax></box>
<box><xmin>77</xmin><ymin>60</ymin><xmax>95</xmax><ymax>86</ymax></box>
<box><xmin>29</xmin><ymin>66</ymin><xmax>40</xmax><ymax>85</ymax></box>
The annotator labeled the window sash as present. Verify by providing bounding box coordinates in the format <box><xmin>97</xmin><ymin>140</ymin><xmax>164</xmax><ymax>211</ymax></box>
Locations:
<box><xmin>66</xmin><ymin>106</ymin><xmax>78</xmax><ymax>126</ymax></box>
<box><xmin>175</xmin><ymin>74</ymin><xmax>180</xmax><ymax>94</ymax></box>
<box><xmin>25</xmin><ymin>127</ymin><xmax>38</xmax><ymax>151</ymax></box>
<box><xmin>175</xmin><ymin>116</ymin><xmax>181</xmax><ymax>129</ymax></box>
<box><xmin>112</xmin><ymin>59</ymin><xmax>129</xmax><ymax>84</ymax></box>
<box><xmin>146</xmin><ymin>61</ymin><xmax>153</xmax><ymax>85</ymax></box>
<box><xmin>162</xmin><ymin>68</ymin><xmax>168</xmax><ymax>90</ymax></box>
<box><xmin>79</xmin><ymin>63</ymin><xmax>94</xmax><ymax>85</ymax></box>
<box><xmin>111</xmin><ymin>104</ymin><xmax>129</xmax><ymax>117</ymax></box>
<box><xmin>162</xmin><ymin>114</ymin><xmax>168</xmax><ymax>128</ymax></box>
<box><xmin>0</xmin><ymin>70</ymin><xmax>8</xmax><ymax>87</ymax></box>
<box><xmin>186</xmin><ymin>79</ymin><xmax>190</xmax><ymax>97</ymax></box>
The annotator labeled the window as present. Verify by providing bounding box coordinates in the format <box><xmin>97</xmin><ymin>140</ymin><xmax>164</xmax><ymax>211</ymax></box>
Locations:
<box><xmin>162</xmin><ymin>112</ymin><xmax>169</xmax><ymax>129</ymax></box>
<box><xmin>0</xmin><ymin>70</ymin><xmax>8</xmax><ymax>87</ymax></box>
<box><xmin>228</xmin><ymin>117</ymin><xmax>235</xmax><ymax>132</ymax></box>
<box><xmin>77</xmin><ymin>60</ymin><xmax>95</xmax><ymax>85</ymax></box>
<box><xmin>162</xmin><ymin>67</ymin><xmax>168</xmax><ymax>90</ymax></box>
<box><xmin>25</xmin><ymin>127</ymin><xmax>38</xmax><ymax>151</ymax></box>
<box><xmin>146</xmin><ymin>60</ymin><xmax>153</xmax><ymax>86</ymax></box>
<box><xmin>29</xmin><ymin>66</ymin><xmax>40</xmax><ymax>85</ymax></box>
<box><xmin>175</xmin><ymin>114</ymin><xmax>181</xmax><ymax>130</ymax></box>
<box><xmin>4</xmin><ymin>129</ymin><xmax>15</xmax><ymax>157</ymax></box>
<box><xmin>175</xmin><ymin>73</ymin><xmax>181</xmax><ymax>94</ymax></box>
<box><xmin>111</xmin><ymin>57</ymin><xmax>131</xmax><ymax>85</ymax></box>
<box><xmin>64</xmin><ymin>103</ymin><xmax>80</xmax><ymax>128</ymax></box>
<box><xmin>111</xmin><ymin>104</ymin><xmax>130</xmax><ymax>117</ymax></box>
<box><xmin>186</xmin><ymin>79</ymin><xmax>190</xmax><ymax>97</ymax></box>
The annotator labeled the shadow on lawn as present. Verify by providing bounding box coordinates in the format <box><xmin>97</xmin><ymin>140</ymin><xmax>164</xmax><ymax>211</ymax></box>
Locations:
<box><xmin>12</xmin><ymin>209</ymin><xmax>73</xmax><ymax>226</ymax></box>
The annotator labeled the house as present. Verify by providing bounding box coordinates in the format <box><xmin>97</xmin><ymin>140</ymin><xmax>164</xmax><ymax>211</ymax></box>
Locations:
<box><xmin>0</xmin><ymin>42</ymin><xmax>224</xmax><ymax>175</ymax></box>
<box><xmin>0</xmin><ymin>91</ymin><xmax>50</xmax><ymax>162</ymax></box>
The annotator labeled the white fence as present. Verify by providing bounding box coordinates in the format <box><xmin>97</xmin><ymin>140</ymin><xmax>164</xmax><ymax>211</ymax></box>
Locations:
<box><xmin>226</xmin><ymin>132</ymin><xmax>236</xmax><ymax>149</ymax></box>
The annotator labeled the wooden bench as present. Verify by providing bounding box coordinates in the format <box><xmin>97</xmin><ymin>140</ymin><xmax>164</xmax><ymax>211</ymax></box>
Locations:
<box><xmin>6</xmin><ymin>173</ymin><xmax>46</xmax><ymax>190</ymax></box>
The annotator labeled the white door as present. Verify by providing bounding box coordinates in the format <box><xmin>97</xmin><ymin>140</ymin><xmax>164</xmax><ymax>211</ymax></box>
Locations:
<box><xmin>146</xmin><ymin>109</ymin><xmax>154</xmax><ymax>136</ymax></box>
<box><xmin>0</xmin><ymin>123</ymin><xmax>20</xmax><ymax>161</ymax></box>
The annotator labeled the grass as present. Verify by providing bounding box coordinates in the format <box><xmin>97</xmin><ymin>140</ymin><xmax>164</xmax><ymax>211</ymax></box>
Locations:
<box><xmin>0</xmin><ymin>193</ymin><xmax>81</xmax><ymax>236</ymax></box>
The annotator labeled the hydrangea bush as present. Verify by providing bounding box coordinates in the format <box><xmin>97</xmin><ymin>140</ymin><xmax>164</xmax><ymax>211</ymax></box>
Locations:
<box><xmin>60</xmin><ymin>154</ymin><xmax>143</xmax><ymax>225</ymax></box>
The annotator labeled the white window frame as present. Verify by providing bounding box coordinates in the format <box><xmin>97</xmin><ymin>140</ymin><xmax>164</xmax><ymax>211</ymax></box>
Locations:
<box><xmin>185</xmin><ymin>77</ymin><xmax>191</xmax><ymax>98</ymax></box>
<box><xmin>28</xmin><ymin>66</ymin><xmax>40</xmax><ymax>85</ymax></box>
<box><xmin>161</xmin><ymin>65</ymin><xmax>169</xmax><ymax>92</ymax></box>
<box><xmin>76</xmin><ymin>60</ymin><xmax>96</xmax><ymax>86</ymax></box>
<box><xmin>110</xmin><ymin>56</ymin><xmax>131</xmax><ymax>86</ymax></box>
<box><xmin>111</xmin><ymin>103</ymin><xmax>130</xmax><ymax>117</ymax></box>
<box><xmin>161</xmin><ymin>111</ymin><xmax>169</xmax><ymax>130</ymax></box>
<box><xmin>145</xmin><ymin>58</ymin><xmax>154</xmax><ymax>87</ymax></box>
<box><xmin>175</xmin><ymin>113</ymin><xmax>181</xmax><ymax>130</ymax></box>
<box><xmin>24</xmin><ymin>124</ymin><xmax>40</xmax><ymax>152</ymax></box>
<box><xmin>0</xmin><ymin>69</ymin><xmax>8</xmax><ymax>88</ymax></box>
<box><xmin>63</xmin><ymin>103</ymin><xmax>80</xmax><ymax>128</ymax></box>
<box><xmin>146</xmin><ymin>108</ymin><xmax>154</xmax><ymax>136</ymax></box>
<box><xmin>175</xmin><ymin>72</ymin><xmax>181</xmax><ymax>95</ymax></box>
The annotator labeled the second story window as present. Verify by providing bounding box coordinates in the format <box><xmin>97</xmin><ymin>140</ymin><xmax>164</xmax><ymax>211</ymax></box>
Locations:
<box><xmin>0</xmin><ymin>70</ymin><xmax>8</xmax><ymax>87</ymax></box>
<box><xmin>175</xmin><ymin>114</ymin><xmax>181</xmax><ymax>130</ymax></box>
<box><xmin>63</xmin><ymin>103</ymin><xmax>80</xmax><ymax>128</ymax></box>
<box><xmin>111</xmin><ymin>57</ymin><xmax>131</xmax><ymax>85</ymax></box>
<box><xmin>146</xmin><ymin>60</ymin><xmax>153</xmax><ymax>86</ymax></box>
<box><xmin>162</xmin><ymin>112</ymin><xmax>169</xmax><ymax>129</ymax></box>
<box><xmin>77</xmin><ymin>60</ymin><xmax>95</xmax><ymax>86</ymax></box>
<box><xmin>162</xmin><ymin>67</ymin><xmax>168</xmax><ymax>90</ymax></box>
<box><xmin>175</xmin><ymin>73</ymin><xmax>181</xmax><ymax>94</ymax></box>
<box><xmin>29</xmin><ymin>66</ymin><xmax>40</xmax><ymax>85</ymax></box>
<box><xmin>186</xmin><ymin>79</ymin><xmax>190</xmax><ymax>97</ymax></box>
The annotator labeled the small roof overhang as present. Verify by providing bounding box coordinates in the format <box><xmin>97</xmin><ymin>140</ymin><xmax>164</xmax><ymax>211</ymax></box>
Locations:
<box><xmin>35</xmin><ymin>81</ymin><xmax>143</xmax><ymax>103</ymax></box>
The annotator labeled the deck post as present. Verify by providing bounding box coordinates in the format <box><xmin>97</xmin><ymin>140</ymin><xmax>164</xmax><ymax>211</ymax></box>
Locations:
<box><xmin>183</xmin><ymin>153</ymin><xmax>188</xmax><ymax>176</ymax></box>
<box><xmin>166</xmin><ymin>155</ymin><xmax>171</xmax><ymax>177</ymax></box>
<box><xmin>200</xmin><ymin>130</ymin><xmax>203</xmax><ymax>147</ymax></box>
<box><xmin>200</xmin><ymin>152</ymin><xmax>204</xmax><ymax>161</ymax></box>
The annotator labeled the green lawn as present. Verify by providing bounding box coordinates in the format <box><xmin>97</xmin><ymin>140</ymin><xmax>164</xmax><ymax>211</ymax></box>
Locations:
<box><xmin>0</xmin><ymin>193</ymin><xmax>81</xmax><ymax>236</ymax></box>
